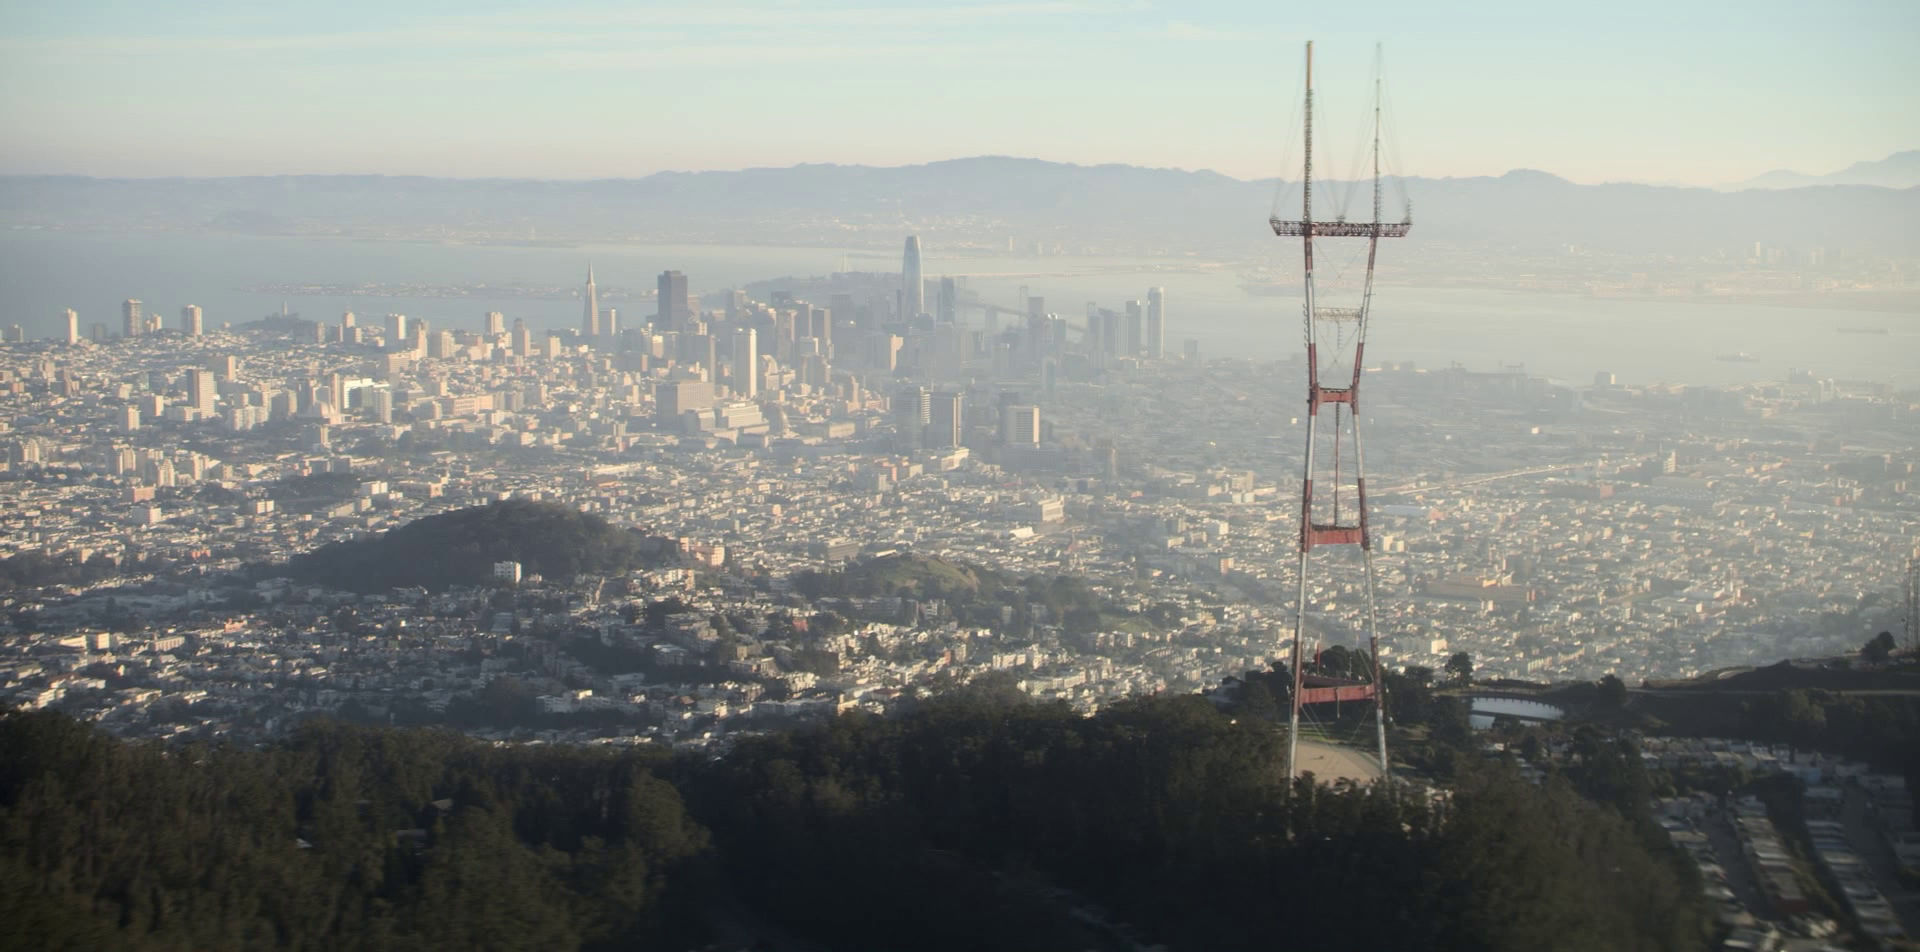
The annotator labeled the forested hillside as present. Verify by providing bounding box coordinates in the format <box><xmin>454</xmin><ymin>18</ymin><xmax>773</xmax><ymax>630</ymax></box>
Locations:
<box><xmin>0</xmin><ymin>691</ymin><xmax>1710</xmax><ymax>951</ymax></box>
<box><xmin>278</xmin><ymin>499</ymin><xmax>676</xmax><ymax>593</ymax></box>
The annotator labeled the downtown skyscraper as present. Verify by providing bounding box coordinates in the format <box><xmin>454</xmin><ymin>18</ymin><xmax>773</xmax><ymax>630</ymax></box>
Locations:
<box><xmin>658</xmin><ymin>271</ymin><xmax>691</xmax><ymax>328</ymax></box>
<box><xmin>902</xmin><ymin>236</ymin><xmax>925</xmax><ymax>319</ymax></box>
<box><xmin>1145</xmin><ymin>287</ymin><xmax>1166</xmax><ymax>359</ymax></box>
<box><xmin>583</xmin><ymin>263</ymin><xmax>600</xmax><ymax>338</ymax></box>
<box><xmin>732</xmin><ymin>327</ymin><xmax>758</xmax><ymax>399</ymax></box>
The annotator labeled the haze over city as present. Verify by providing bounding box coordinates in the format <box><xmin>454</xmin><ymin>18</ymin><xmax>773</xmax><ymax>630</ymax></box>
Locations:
<box><xmin>2</xmin><ymin>3</ymin><xmax>1917</xmax><ymax>951</ymax></box>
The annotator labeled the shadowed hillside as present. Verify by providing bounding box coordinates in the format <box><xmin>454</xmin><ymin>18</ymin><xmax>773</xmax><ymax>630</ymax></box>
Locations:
<box><xmin>280</xmin><ymin>499</ymin><xmax>677</xmax><ymax>593</ymax></box>
<box><xmin>0</xmin><ymin>694</ymin><xmax>1711</xmax><ymax>952</ymax></box>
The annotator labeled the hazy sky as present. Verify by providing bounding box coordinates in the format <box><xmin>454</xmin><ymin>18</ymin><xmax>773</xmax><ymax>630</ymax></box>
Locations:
<box><xmin>2</xmin><ymin>0</ymin><xmax>1914</xmax><ymax>184</ymax></box>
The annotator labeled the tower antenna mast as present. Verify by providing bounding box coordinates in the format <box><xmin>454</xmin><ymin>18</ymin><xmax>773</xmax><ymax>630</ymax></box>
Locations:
<box><xmin>1275</xmin><ymin>41</ymin><xmax>1411</xmax><ymax>783</ymax></box>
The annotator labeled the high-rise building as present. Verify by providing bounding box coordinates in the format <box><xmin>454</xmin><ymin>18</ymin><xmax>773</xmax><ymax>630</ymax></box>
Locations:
<box><xmin>677</xmin><ymin>332</ymin><xmax>712</xmax><ymax>378</ymax></box>
<box><xmin>386</xmin><ymin>313</ymin><xmax>408</xmax><ymax>349</ymax></box>
<box><xmin>122</xmin><ymin>299</ymin><xmax>143</xmax><ymax>339</ymax></box>
<box><xmin>182</xmin><ymin>305</ymin><xmax>204</xmax><ymax>337</ymax></box>
<box><xmin>830</xmin><ymin>292</ymin><xmax>858</xmax><ymax>333</ymax></box>
<box><xmin>1002</xmin><ymin>404</ymin><xmax>1040</xmax><ymax>446</ymax></box>
<box><xmin>63</xmin><ymin>309</ymin><xmax>79</xmax><ymax>345</ymax></box>
<box><xmin>511</xmin><ymin>319</ymin><xmax>532</xmax><ymax>357</ymax></box>
<box><xmin>731</xmin><ymin>328</ymin><xmax>759</xmax><ymax>399</ymax></box>
<box><xmin>869</xmin><ymin>333</ymin><xmax>903</xmax><ymax>373</ymax></box>
<box><xmin>1145</xmin><ymin>287</ymin><xmax>1165</xmax><ymax>359</ymax></box>
<box><xmin>937</xmin><ymin>277</ymin><xmax>956</xmax><ymax>323</ymax></box>
<box><xmin>656</xmin><ymin>379</ymin><xmax>715</xmax><ymax>426</ymax></box>
<box><xmin>583</xmin><ymin>263</ymin><xmax>601</xmax><ymax>338</ymax></box>
<box><xmin>928</xmin><ymin>391</ymin><xmax>963</xmax><ymax>449</ymax></box>
<box><xmin>806</xmin><ymin>305</ymin><xmax>831</xmax><ymax>358</ymax></box>
<box><xmin>658</xmin><ymin>271</ymin><xmax>691</xmax><ymax>327</ymax></box>
<box><xmin>799</xmin><ymin>353</ymin><xmax>830</xmax><ymax>388</ymax></box>
<box><xmin>186</xmin><ymin>368</ymin><xmax>217</xmax><ymax>414</ymax></box>
<box><xmin>369</xmin><ymin>388</ymin><xmax>394</xmax><ymax>424</ymax></box>
<box><xmin>485</xmin><ymin>311</ymin><xmax>505</xmax><ymax>337</ymax></box>
<box><xmin>902</xmin><ymin>236</ymin><xmax>925</xmax><ymax>318</ymax></box>
<box><xmin>1123</xmin><ymin>299</ymin><xmax>1143</xmax><ymax>357</ymax></box>
<box><xmin>603</xmin><ymin>308</ymin><xmax>619</xmax><ymax>339</ymax></box>
<box><xmin>896</xmin><ymin>386</ymin><xmax>932</xmax><ymax>446</ymax></box>
<box><xmin>341</xmin><ymin>311</ymin><xmax>357</xmax><ymax>329</ymax></box>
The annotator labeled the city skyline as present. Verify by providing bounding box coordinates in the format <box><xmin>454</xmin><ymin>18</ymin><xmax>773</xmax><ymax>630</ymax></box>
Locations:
<box><xmin>2</xmin><ymin>1</ymin><xmax>1914</xmax><ymax>185</ymax></box>
<box><xmin>3</xmin><ymin>8</ymin><xmax>1918</xmax><ymax>948</ymax></box>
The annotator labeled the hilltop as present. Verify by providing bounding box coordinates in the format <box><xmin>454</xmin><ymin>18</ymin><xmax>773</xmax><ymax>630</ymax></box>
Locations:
<box><xmin>795</xmin><ymin>552</ymin><xmax>1002</xmax><ymax>600</ymax></box>
<box><xmin>279</xmin><ymin>499</ymin><xmax>676</xmax><ymax>593</ymax></box>
<box><xmin>1726</xmin><ymin>150</ymin><xmax>1920</xmax><ymax>190</ymax></box>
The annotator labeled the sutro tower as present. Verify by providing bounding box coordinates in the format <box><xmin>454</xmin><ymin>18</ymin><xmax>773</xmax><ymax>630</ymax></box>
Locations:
<box><xmin>1273</xmin><ymin>42</ymin><xmax>1411</xmax><ymax>782</ymax></box>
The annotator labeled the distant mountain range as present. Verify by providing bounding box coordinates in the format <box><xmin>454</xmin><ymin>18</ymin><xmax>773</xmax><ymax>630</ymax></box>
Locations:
<box><xmin>3</xmin><ymin>155</ymin><xmax>1916</xmax><ymax>256</ymax></box>
<box><xmin>1725</xmin><ymin>150</ymin><xmax>1920</xmax><ymax>191</ymax></box>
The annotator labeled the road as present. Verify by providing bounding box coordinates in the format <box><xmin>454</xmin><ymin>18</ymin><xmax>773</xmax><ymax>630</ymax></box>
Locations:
<box><xmin>1703</xmin><ymin>802</ymin><xmax>1773</xmax><ymax>923</ymax></box>
<box><xmin>1378</xmin><ymin>457</ymin><xmax>1650</xmax><ymax>496</ymax></box>
<box><xmin>1840</xmin><ymin>784</ymin><xmax>1920</xmax><ymax>940</ymax></box>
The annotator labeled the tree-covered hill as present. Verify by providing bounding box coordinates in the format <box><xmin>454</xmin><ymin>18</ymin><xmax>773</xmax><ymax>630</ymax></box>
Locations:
<box><xmin>0</xmin><ymin>695</ymin><xmax>1711</xmax><ymax>952</ymax></box>
<box><xmin>792</xmin><ymin>553</ymin><xmax>1157</xmax><ymax>634</ymax></box>
<box><xmin>794</xmin><ymin>551</ymin><xmax>1003</xmax><ymax>600</ymax></box>
<box><xmin>278</xmin><ymin>499</ymin><xmax>677</xmax><ymax>593</ymax></box>
<box><xmin>0</xmin><ymin>712</ymin><xmax>708</xmax><ymax>952</ymax></box>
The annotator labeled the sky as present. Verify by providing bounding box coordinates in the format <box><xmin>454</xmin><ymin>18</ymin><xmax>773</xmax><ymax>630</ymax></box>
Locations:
<box><xmin>1</xmin><ymin>0</ymin><xmax>1915</xmax><ymax>185</ymax></box>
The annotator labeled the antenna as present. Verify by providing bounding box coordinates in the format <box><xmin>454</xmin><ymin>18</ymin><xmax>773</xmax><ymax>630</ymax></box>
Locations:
<box><xmin>1303</xmin><ymin>41</ymin><xmax>1313</xmax><ymax>231</ymax></box>
<box><xmin>1373</xmin><ymin>42</ymin><xmax>1382</xmax><ymax>229</ymax></box>
<box><xmin>1274</xmin><ymin>42</ymin><xmax>1412</xmax><ymax>784</ymax></box>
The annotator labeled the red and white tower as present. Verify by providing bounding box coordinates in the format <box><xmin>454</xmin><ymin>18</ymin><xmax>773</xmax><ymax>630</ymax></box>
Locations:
<box><xmin>1274</xmin><ymin>42</ymin><xmax>1411</xmax><ymax>781</ymax></box>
